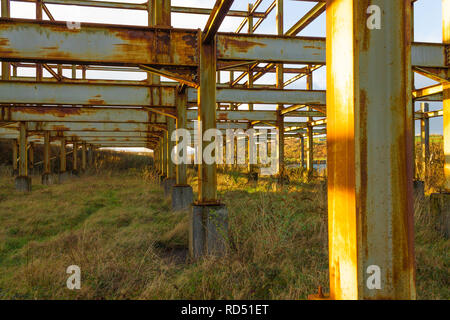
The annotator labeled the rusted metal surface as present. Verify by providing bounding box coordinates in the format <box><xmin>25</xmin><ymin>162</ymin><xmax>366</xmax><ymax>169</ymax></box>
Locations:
<box><xmin>44</xmin><ymin>130</ymin><xmax>50</xmax><ymax>174</ymax></box>
<box><xmin>202</xmin><ymin>0</ymin><xmax>234</xmax><ymax>44</ymax></box>
<box><xmin>323</xmin><ymin>0</ymin><xmax>416</xmax><ymax>299</ymax></box>
<box><xmin>176</xmin><ymin>90</ymin><xmax>188</xmax><ymax>185</ymax></box>
<box><xmin>197</xmin><ymin>39</ymin><xmax>218</xmax><ymax>203</ymax></box>
<box><xmin>60</xmin><ymin>136</ymin><xmax>66</xmax><ymax>172</ymax></box>
<box><xmin>420</xmin><ymin>103</ymin><xmax>430</xmax><ymax>179</ymax></box>
<box><xmin>0</xmin><ymin>19</ymin><xmax>199</xmax><ymax>67</ymax></box>
<box><xmin>0</xmin><ymin>81</ymin><xmax>177</xmax><ymax>107</ymax></box>
<box><xmin>443</xmin><ymin>0</ymin><xmax>450</xmax><ymax>191</ymax></box>
<box><xmin>24</xmin><ymin>121</ymin><xmax>166</xmax><ymax>132</ymax></box>
<box><xmin>187</xmin><ymin>87</ymin><xmax>326</xmax><ymax>105</ymax></box>
<box><xmin>18</xmin><ymin>122</ymin><xmax>27</xmax><ymax>176</ymax></box>
<box><xmin>0</xmin><ymin>106</ymin><xmax>167</xmax><ymax>123</ymax></box>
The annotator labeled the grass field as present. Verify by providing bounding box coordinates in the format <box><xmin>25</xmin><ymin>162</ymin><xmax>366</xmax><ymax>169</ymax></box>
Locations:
<box><xmin>0</xmin><ymin>162</ymin><xmax>448</xmax><ymax>299</ymax></box>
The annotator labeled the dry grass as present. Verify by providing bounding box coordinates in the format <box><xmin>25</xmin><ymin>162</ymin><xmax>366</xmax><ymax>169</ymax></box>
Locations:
<box><xmin>0</xmin><ymin>150</ymin><xmax>448</xmax><ymax>300</ymax></box>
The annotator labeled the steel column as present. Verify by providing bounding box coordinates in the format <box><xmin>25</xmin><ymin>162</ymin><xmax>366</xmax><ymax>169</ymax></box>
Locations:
<box><xmin>81</xmin><ymin>142</ymin><xmax>87</xmax><ymax>171</ymax></box>
<box><xmin>43</xmin><ymin>131</ymin><xmax>50</xmax><ymax>174</ymax></box>
<box><xmin>198</xmin><ymin>39</ymin><xmax>217</xmax><ymax>203</ymax></box>
<box><xmin>420</xmin><ymin>103</ymin><xmax>430</xmax><ymax>180</ymax></box>
<box><xmin>162</xmin><ymin>133</ymin><xmax>167</xmax><ymax>177</ymax></box>
<box><xmin>18</xmin><ymin>122</ymin><xmax>27</xmax><ymax>176</ymax></box>
<box><xmin>29</xmin><ymin>142</ymin><xmax>34</xmax><ymax>172</ymax></box>
<box><xmin>176</xmin><ymin>91</ymin><xmax>188</xmax><ymax>185</ymax></box>
<box><xmin>276</xmin><ymin>0</ymin><xmax>284</xmax><ymax>179</ymax></box>
<box><xmin>443</xmin><ymin>0</ymin><xmax>450</xmax><ymax>191</ymax></box>
<box><xmin>167</xmin><ymin>117</ymin><xmax>176</xmax><ymax>179</ymax></box>
<box><xmin>60</xmin><ymin>136</ymin><xmax>66</xmax><ymax>172</ymax></box>
<box><xmin>11</xmin><ymin>139</ymin><xmax>17</xmax><ymax>172</ymax></box>
<box><xmin>322</xmin><ymin>0</ymin><xmax>415</xmax><ymax>299</ymax></box>
<box><xmin>72</xmin><ymin>141</ymin><xmax>78</xmax><ymax>172</ymax></box>
<box><xmin>1</xmin><ymin>0</ymin><xmax>9</xmax><ymax>80</ymax></box>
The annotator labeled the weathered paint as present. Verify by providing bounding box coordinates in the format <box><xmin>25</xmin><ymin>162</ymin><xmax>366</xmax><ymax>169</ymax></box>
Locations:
<box><xmin>198</xmin><ymin>38</ymin><xmax>218</xmax><ymax>203</ymax></box>
<box><xmin>18</xmin><ymin>122</ymin><xmax>27</xmax><ymax>176</ymax></box>
<box><xmin>0</xmin><ymin>106</ymin><xmax>167</xmax><ymax>123</ymax></box>
<box><xmin>443</xmin><ymin>0</ymin><xmax>450</xmax><ymax>191</ymax></box>
<box><xmin>324</xmin><ymin>0</ymin><xmax>416</xmax><ymax>299</ymax></box>
<box><xmin>0</xmin><ymin>81</ymin><xmax>177</xmax><ymax>107</ymax></box>
<box><xmin>0</xmin><ymin>19</ymin><xmax>198</xmax><ymax>67</ymax></box>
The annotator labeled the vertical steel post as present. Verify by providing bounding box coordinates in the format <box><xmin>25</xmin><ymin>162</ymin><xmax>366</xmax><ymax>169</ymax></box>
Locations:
<box><xmin>443</xmin><ymin>0</ymin><xmax>450</xmax><ymax>191</ymax></box>
<box><xmin>44</xmin><ymin>131</ymin><xmax>50</xmax><ymax>174</ymax></box>
<box><xmin>81</xmin><ymin>142</ymin><xmax>87</xmax><ymax>171</ymax></box>
<box><xmin>198</xmin><ymin>38</ymin><xmax>217</xmax><ymax>203</ymax></box>
<box><xmin>73</xmin><ymin>141</ymin><xmax>78</xmax><ymax>172</ymax></box>
<box><xmin>420</xmin><ymin>103</ymin><xmax>430</xmax><ymax>180</ymax></box>
<box><xmin>300</xmin><ymin>135</ymin><xmax>305</xmax><ymax>168</ymax></box>
<box><xmin>167</xmin><ymin>118</ymin><xmax>176</xmax><ymax>179</ymax></box>
<box><xmin>276</xmin><ymin>0</ymin><xmax>284</xmax><ymax>180</ymax></box>
<box><xmin>36</xmin><ymin>0</ymin><xmax>43</xmax><ymax>81</ymax></box>
<box><xmin>306</xmin><ymin>69</ymin><xmax>314</xmax><ymax>179</ymax></box>
<box><xmin>12</xmin><ymin>139</ymin><xmax>17</xmax><ymax>173</ymax></box>
<box><xmin>162</xmin><ymin>133</ymin><xmax>167</xmax><ymax>177</ymax></box>
<box><xmin>18</xmin><ymin>122</ymin><xmax>28</xmax><ymax>177</ymax></box>
<box><xmin>306</xmin><ymin>126</ymin><xmax>313</xmax><ymax>178</ymax></box>
<box><xmin>322</xmin><ymin>0</ymin><xmax>415</xmax><ymax>299</ymax></box>
<box><xmin>60</xmin><ymin>136</ymin><xmax>66</xmax><ymax>172</ymax></box>
<box><xmin>29</xmin><ymin>142</ymin><xmax>34</xmax><ymax>172</ymax></box>
<box><xmin>247</xmin><ymin>4</ymin><xmax>256</xmax><ymax>176</ymax></box>
<box><xmin>1</xmin><ymin>0</ymin><xmax>10</xmax><ymax>81</ymax></box>
<box><xmin>176</xmin><ymin>91</ymin><xmax>188</xmax><ymax>185</ymax></box>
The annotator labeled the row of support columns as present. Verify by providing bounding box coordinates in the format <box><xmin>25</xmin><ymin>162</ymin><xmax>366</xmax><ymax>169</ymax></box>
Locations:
<box><xmin>10</xmin><ymin>128</ymin><xmax>95</xmax><ymax>191</ymax></box>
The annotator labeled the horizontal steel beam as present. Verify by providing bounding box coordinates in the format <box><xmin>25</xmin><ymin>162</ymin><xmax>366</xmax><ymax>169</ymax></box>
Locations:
<box><xmin>0</xmin><ymin>81</ymin><xmax>177</xmax><ymax>107</ymax></box>
<box><xmin>0</xmin><ymin>19</ymin><xmax>198</xmax><ymax>67</ymax></box>
<box><xmin>23</xmin><ymin>121</ymin><xmax>165</xmax><ymax>132</ymax></box>
<box><xmin>0</xmin><ymin>19</ymin><xmax>445</xmax><ymax>68</ymax></box>
<box><xmin>187</xmin><ymin>110</ymin><xmax>323</xmax><ymax>121</ymax></box>
<box><xmin>0</xmin><ymin>81</ymin><xmax>326</xmax><ymax>106</ymax></box>
<box><xmin>216</xmin><ymin>33</ymin><xmax>448</xmax><ymax>67</ymax></box>
<box><xmin>0</xmin><ymin>106</ymin><xmax>166</xmax><ymax>123</ymax></box>
<box><xmin>187</xmin><ymin>87</ymin><xmax>326</xmax><ymax>105</ymax></box>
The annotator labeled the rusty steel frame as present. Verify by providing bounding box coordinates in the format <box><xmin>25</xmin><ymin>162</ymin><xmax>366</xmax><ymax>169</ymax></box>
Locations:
<box><xmin>0</xmin><ymin>0</ymin><xmax>447</xmax><ymax>300</ymax></box>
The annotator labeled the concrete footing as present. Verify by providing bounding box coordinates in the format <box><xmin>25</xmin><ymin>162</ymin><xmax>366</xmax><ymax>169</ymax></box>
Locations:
<box><xmin>163</xmin><ymin>178</ymin><xmax>176</xmax><ymax>198</ymax></box>
<box><xmin>189</xmin><ymin>204</ymin><xmax>228</xmax><ymax>258</ymax></box>
<box><xmin>172</xmin><ymin>185</ymin><xmax>193</xmax><ymax>211</ymax></box>
<box><xmin>41</xmin><ymin>173</ymin><xmax>55</xmax><ymax>185</ymax></box>
<box><xmin>58</xmin><ymin>171</ymin><xmax>70</xmax><ymax>183</ymax></box>
<box><xmin>430</xmin><ymin>193</ymin><xmax>450</xmax><ymax>238</ymax></box>
<box><xmin>15</xmin><ymin>176</ymin><xmax>31</xmax><ymax>192</ymax></box>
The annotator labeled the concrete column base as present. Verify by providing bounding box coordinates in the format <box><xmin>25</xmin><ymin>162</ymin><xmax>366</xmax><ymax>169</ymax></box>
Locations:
<box><xmin>163</xmin><ymin>178</ymin><xmax>176</xmax><ymax>198</ymax></box>
<box><xmin>15</xmin><ymin>176</ymin><xmax>31</xmax><ymax>192</ymax></box>
<box><xmin>58</xmin><ymin>171</ymin><xmax>70</xmax><ymax>183</ymax></box>
<box><xmin>189</xmin><ymin>204</ymin><xmax>228</xmax><ymax>259</ymax></box>
<box><xmin>172</xmin><ymin>185</ymin><xmax>193</xmax><ymax>211</ymax></box>
<box><xmin>430</xmin><ymin>193</ymin><xmax>450</xmax><ymax>238</ymax></box>
<box><xmin>41</xmin><ymin>173</ymin><xmax>54</xmax><ymax>185</ymax></box>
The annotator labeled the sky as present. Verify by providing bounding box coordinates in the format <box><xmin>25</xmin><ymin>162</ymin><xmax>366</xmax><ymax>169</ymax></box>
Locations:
<box><xmin>1</xmin><ymin>0</ymin><xmax>446</xmax><ymax>153</ymax></box>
